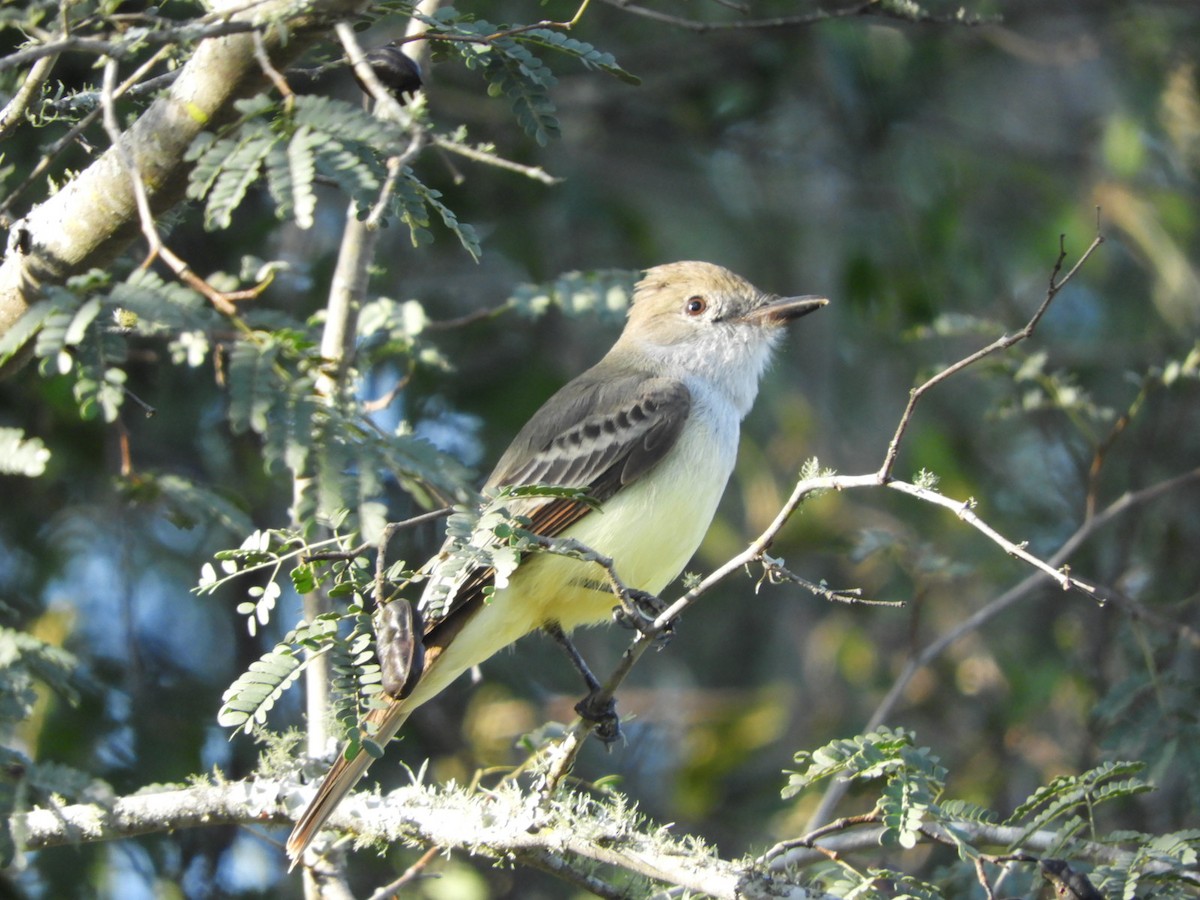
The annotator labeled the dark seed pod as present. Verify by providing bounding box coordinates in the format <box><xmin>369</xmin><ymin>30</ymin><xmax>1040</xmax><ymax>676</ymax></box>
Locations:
<box><xmin>376</xmin><ymin>598</ymin><xmax>425</xmax><ymax>699</ymax></box>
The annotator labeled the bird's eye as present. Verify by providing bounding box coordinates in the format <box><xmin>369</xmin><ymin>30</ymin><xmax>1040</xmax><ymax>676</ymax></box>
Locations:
<box><xmin>684</xmin><ymin>296</ymin><xmax>707</xmax><ymax>316</ymax></box>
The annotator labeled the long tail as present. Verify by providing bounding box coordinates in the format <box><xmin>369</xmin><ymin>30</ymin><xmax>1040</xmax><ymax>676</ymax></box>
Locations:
<box><xmin>286</xmin><ymin>579</ymin><xmax>504</xmax><ymax>865</ymax></box>
<box><xmin>286</xmin><ymin>702</ymin><xmax>412</xmax><ymax>867</ymax></box>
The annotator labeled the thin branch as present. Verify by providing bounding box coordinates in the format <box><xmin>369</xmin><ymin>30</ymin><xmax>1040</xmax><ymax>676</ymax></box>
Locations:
<box><xmin>98</xmin><ymin>53</ymin><xmax>265</xmax><ymax>318</ymax></box>
<box><xmin>884</xmin><ymin>479</ymin><xmax>1099</xmax><ymax>597</ymax></box>
<box><xmin>596</xmin><ymin>0</ymin><xmax>869</xmax><ymax>31</ymax></box>
<box><xmin>252</xmin><ymin>28</ymin><xmax>295</xmax><ymax>111</ymax></box>
<box><xmin>362</xmin><ymin>368</ymin><xmax>413</xmax><ymax>412</ymax></box>
<box><xmin>98</xmin><ymin>57</ymin><xmax>159</xmax><ymax>246</ymax></box>
<box><xmin>301</xmin><ymin>508</ymin><xmax>453</xmax><ymax>562</ymax></box>
<box><xmin>0</xmin><ymin>42</ymin><xmax>168</xmax><ymax>222</ymax></box>
<box><xmin>430</xmin><ymin>135</ymin><xmax>563</xmax><ymax>185</ymax></box>
<box><xmin>423</xmin><ymin>303</ymin><xmax>512</xmax><ymax>331</ymax></box>
<box><xmin>760</xmin><ymin>811</ymin><xmax>881</xmax><ymax>863</ymax></box>
<box><xmin>804</xmin><ymin>466</ymin><xmax>1200</xmax><ymax>830</ymax></box>
<box><xmin>364</xmin><ymin>846</ymin><xmax>440</xmax><ymax>900</ymax></box>
<box><xmin>759</xmin><ymin>557</ymin><xmax>894</xmax><ymax>607</ymax></box>
<box><xmin>0</xmin><ymin>53</ymin><xmax>59</xmax><ymax>141</ymax></box>
<box><xmin>1085</xmin><ymin>375</ymin><xmax>1152</xmax><ymax>518</ymax></box>
<box><xmin>975</xmin><ymin>858</ymin><xmax>998</xmax><ymax>900</ymax></box>
<box><xmin>763</xmin><ymin>815</ymin><xmax>1200</xmax><ymax>883</ymax></box>
<box><xmin>596</xmin><ymin>0</ymin><xmax>995</xmax><ymax>33</ymax></box>
<box><xmin>878</xmin><ymin>231</ymin><xmax>1105</xmax><ymax>480</ymax></box>
<box><xmin>0</xmin><ymin>19</ymin><xmax>259</xmax><ymax>73</ymax></box>
<box><xmin>394</xmin><ymin>0</ymin><xmax>596</xmax><ymax>49</ymax></box>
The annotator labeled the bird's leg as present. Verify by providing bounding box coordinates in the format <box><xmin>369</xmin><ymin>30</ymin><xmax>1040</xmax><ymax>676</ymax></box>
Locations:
<box><xmin>543</xmin><ymin>622</ymin><xmax>621</xmax><ymax>745</ymax></box>
<box><xmin>612</xmin><ymin>588</ymin><xmax>675</xmax><ymax>646</ymax></box>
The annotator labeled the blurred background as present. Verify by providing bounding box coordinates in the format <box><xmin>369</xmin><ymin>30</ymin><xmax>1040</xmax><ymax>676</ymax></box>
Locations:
<box><xmin>1</xmin><ymin>0</ymin><xmax>1198</xmax><ymax>896</ymax></box>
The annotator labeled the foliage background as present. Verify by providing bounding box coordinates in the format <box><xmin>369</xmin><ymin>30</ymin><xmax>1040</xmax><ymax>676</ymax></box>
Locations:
<box><xmin>0</xmin><ymin>0</ymin><xmax>1198</xmax><ymax>897</ymax></box>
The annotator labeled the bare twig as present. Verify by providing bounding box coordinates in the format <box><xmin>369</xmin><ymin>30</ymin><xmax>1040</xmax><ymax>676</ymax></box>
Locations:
<box><xmin>1085</xmin><ymin>375</ymin><xmax>1151</xmax><ymax>518</ymax></box>
<box><xmin>596</xmin><ymin>0</ymin><xmax>994</xmax><ymax>33</ymax></box>
<box><xmin>99</xmin><ymin>54</ymin><xmax>269</xmax><ymax>319</ymax></box>
<box><xmin>884</xmin><ymin>480</ymin><xmax>1099</xmax><ymax>597</ymax></box>
<box><xmin>253</xmin><ymin>28</ymin><xmax>294</xmax><ymax>111</ymax></box>
<box><xmin>0</xmin><ymin>20</ymin><xmax>258</xmax><ymax>73</ymax></box>
<box><xmin>423</xmin><ymin>303</ymin><xmax>512</xmax><ymax>331</ymax></box>
<box><xmin>760</xmin><ymin>556</ymin><xmax>893</xmax><ymax>607</ymax></box>
<box><xmin>1</xmin><ymin>44</ymin><xmax>169</xmax><ymax>221</ymax></box>
<box><xmin>362</xmin><ymin>369</ymin><xmax>413</xmax><ymax>412</ymax></box>
<box><xmin>878</xmin><ymin>232</ymin><xmax>1105</xmax><ymax>480</ymax></box>
<box><xmin>98</xmin><ymin>56</ymin><xmax>159</xmax><ymax>248</ymax></box>
<box><xmin>301</xmin><ymin>508</ymin><xmax>453</xmax><ymax>563</ymax></box>
<box><xmin>397</xmin><ymin>0</ymin><xmax>595</xmax><ymax>47</ymax></box>
<box><xmin>430</xmin><ymin>135</ymin><xmax>563</xmax><ymax>185</ymax></box>
<box><xmin>975</xmin><ymin>858</ymin><xmax>998</xmax><ymax>900</ymax></box>
<box><xmin>804</xmin><ymin>465</ymin><xmax>1200</xmax><ymax>829</ymax></box>
<box><xmin>364</xmin><ymin>846</ymin><xmax>441</xmax><ymax>900</ymax></box>
<box><xmin>760</xmin><ymin>810</ymin><xmax>881</xmax><ymax>863</ymax></box>
<box><xmin>0</xmin><ymin>53</ymin><xmax>59</xmax><ymax>141</ymax></box>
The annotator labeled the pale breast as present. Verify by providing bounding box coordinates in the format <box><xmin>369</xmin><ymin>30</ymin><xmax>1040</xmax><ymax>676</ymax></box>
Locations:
<box><xmin>528</xmin><ymin>396</ymin><xmax>740</xmax><ymax>630</ymax></box>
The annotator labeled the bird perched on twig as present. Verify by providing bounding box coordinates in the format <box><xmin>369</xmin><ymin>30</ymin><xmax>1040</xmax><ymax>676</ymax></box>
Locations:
<box><xmin>287</xmin><ymin>260</ymin><xmax>828</xmax><ymax>865</ymax></box>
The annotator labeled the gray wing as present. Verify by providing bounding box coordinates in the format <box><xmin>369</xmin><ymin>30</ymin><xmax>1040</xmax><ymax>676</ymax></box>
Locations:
<box><xmin>415</xmin><ymin>372</ymin><xmax>692</xmax><ymax>639</ymax></box>
<box><xmin>486</xmin><ymin>371</ymin><xmax>692</xmax><ymax>502</ymax></box>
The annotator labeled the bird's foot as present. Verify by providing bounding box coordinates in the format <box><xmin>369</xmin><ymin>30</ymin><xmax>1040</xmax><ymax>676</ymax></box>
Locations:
<box><xmin>613</xmin><ymin>588</ymin><xmax>675</xmax><ymax>646</ymax></box>
<box><xmin>575</xmin><ymin>691</ymin><xmax>621</xmax><ymax>746</ymax></box>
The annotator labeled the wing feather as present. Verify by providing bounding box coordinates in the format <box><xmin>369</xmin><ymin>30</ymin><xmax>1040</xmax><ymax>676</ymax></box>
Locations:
<box><xmin>415</xmin><ymin>372</ymin><xmax>691</xmax><ymax>635</ymax></box>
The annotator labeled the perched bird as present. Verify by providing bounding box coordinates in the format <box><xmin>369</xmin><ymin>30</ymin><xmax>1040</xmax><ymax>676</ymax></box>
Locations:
<box><xmin>353</xmin><ymin>42</ymin><xmax>424</xmax><ymax>104</ymax></box>
<box><xmin>287</xmin><ymin>261</ymin><xmax>827</xmax><ymax>864</ymax></box>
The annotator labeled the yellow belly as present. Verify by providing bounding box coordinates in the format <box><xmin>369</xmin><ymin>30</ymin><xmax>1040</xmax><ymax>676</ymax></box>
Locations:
<box><xmin>405</xmin><ymin>413</ymin><xmax>737</xmax><ymax>708</ymax></box>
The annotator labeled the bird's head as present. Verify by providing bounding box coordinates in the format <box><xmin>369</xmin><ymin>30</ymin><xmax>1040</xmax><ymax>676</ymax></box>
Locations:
<box><xmin>616</xmin><ymin>261</ymin><xmax>827</xmax><ymax>412</ymax></box>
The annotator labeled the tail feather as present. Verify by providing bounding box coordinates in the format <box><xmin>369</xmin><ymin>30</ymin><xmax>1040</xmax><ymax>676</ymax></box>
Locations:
<box><xmin>286</xmin><ymin>704</ymin><xmax>412</xmax><ymax>867</ymax></box>
<box><xmin>286</xmin><ymin>579</ymin><xmax>503</xmax><ymax>867</ymax></box>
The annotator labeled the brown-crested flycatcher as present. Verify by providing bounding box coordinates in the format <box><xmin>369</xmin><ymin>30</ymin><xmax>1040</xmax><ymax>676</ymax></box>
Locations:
<box><xmin>287</xmin><ymin>260</ymin><xmax>827</xmax><ymax>863</ymax></box>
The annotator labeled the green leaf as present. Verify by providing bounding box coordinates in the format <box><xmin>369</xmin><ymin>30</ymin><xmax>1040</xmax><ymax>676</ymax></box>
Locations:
<box><xmin>129</xmin><ymin>472</ymin><xmax>254</xmax><ymax>537</ymax></box>
<box><xmin>108</xmin><ymin>269</ymin><xmax>213</xmax><ymax>334</ymax></box>
<box><xmin>783</xmin><ymin>727</ymin><xmax>919</xmax><ymax>797</ymax></box>
<box><xmin>517</xmin><ymin>28</ymin><xmax>640</xmax><ymax>85</ymax></box>
<box><xmin>293</xmin><ymin>94</ymin><xmax>405</xmax><ymax>147</ymax></box>
<box><xmin>227</xmin><ymin>338</ymin><xmax>280</xmax><ymax>435</ymax></box>
<box><xmin>291</xmin><ymin>563</ymin><xmax>317</xmax><ymax>594</ymax></box>
<box><xmin>62</xmin><ymin>296</ymin><xmax>101</xmax><ymax>346</ymax></box>
<box><xmin>507</xmin><ymin>269</ymin><xmax>637</xmax><ymax>321</ymax></box>
<box><xmin>218</xmin><ymin>643</ymin><xmax>305</xmax><ymax>732</ymax></box>
<box><xmin>0</xmin><ymin>428</ymin><xmax>50</xmax><ymax>477</ymax></box>
<box><xmin>194</xmin><ymin>127</ymin><xmax>277</xmax><ymax>230</ymax></box>
<box><xmin>0</xmin><ymin>300</ymin><xmax>55</xmax><ymax>367</ymax></box>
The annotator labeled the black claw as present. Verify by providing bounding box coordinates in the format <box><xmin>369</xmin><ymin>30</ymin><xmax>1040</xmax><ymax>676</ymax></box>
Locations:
<box><xmin>628</xmin><ymin>588</ymin><xmax>666</xmax><ymax>617</ymax></box>
<box><xmin>612</xmin><ymin>588</ymin><xmax>675</xmax><ymax>646</ymax></box>
<box><xmin>575</xmin><ymin>692</ymin><xmax>621</xmax><ymax>746</ymax></box>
